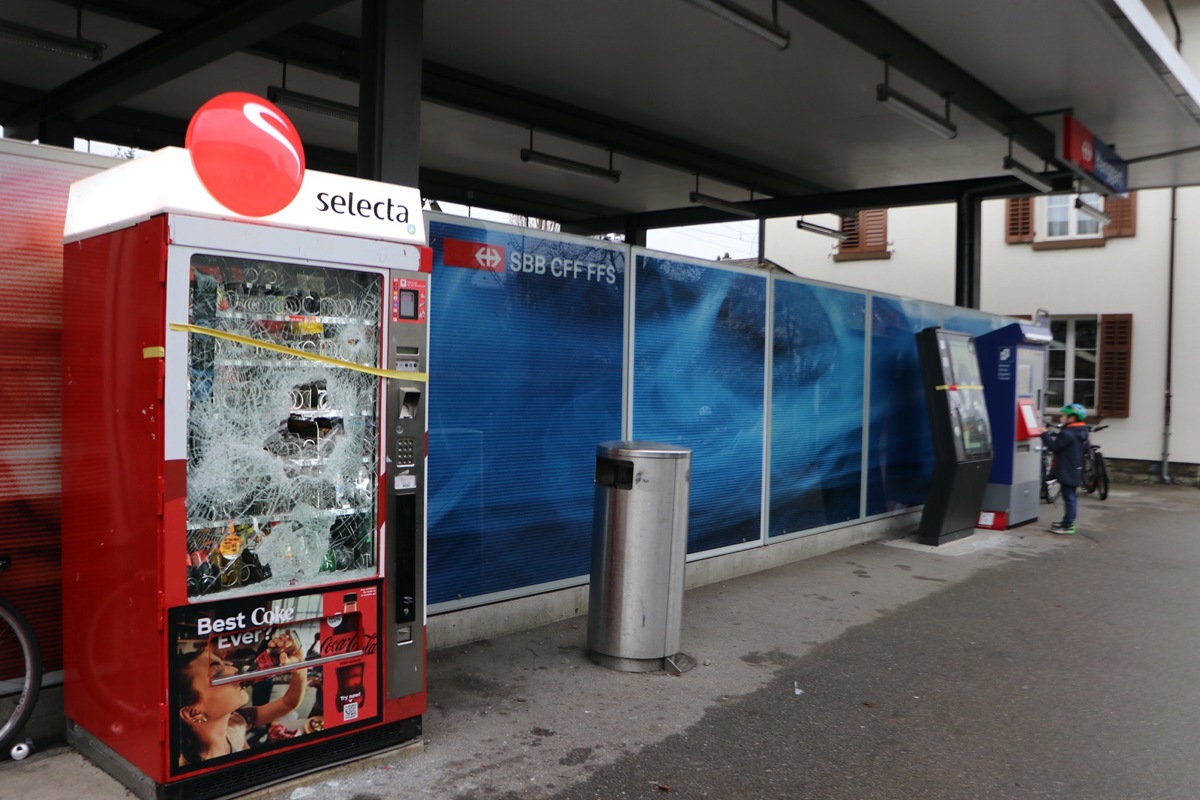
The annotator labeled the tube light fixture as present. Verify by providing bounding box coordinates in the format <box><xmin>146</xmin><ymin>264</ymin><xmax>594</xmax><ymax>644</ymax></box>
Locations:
<box><xmin>1003</xmin><ymin>155</ymin><xmax>1053</xmax><ymax>193</ymax></box>
<box><xmin>267</xmin><ymin>86</ymin><xmax>359</xmax><ymax>123</ymax></box>
<box><xmin>1075</xmin><ymin>197</ymin><xmax>1112</xmax><ymax>226</ymax></box>
<box><xmin>796</xmin><ymin>219</ymin><xmax>848</xmax><ymax>241</ymax></box>
<box><xmin>0</xmin><ymin>18</ymin><xmax>104</xmax><ymax>61</ymax></box>
<box><xmin>681</xmin><ymin>0</ymin><xmax>790</xmax><ymax>49</ymax></box>
<box><xmin>876</xmin><ymin>63</ymin><xmax>957</xmax><ymax>140</ymax></box>
<box><xmin>689</xmin><ymin>190</ymin><xmax>757</xmax><ymax>219</ymax></box>
<box><xmin>520</xmin><ymin>148</ymin><xmax>621</xmax><ymax>183</ymax></box>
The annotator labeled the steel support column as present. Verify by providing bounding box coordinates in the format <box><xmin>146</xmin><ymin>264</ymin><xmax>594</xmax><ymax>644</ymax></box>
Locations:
<box><xmin>38</xmin><ymin>108</ymin><xmax>75</xmax><ymax>148</ymax></box>
<box><xmin>358</xmin><ymin>0</ymin><xmax>423</xmax><ymax>184</ymax></box>
<box><xmin>955</xmin><ymin>188</ymin><xmax>982</xmax><ymax>310</ymax></box>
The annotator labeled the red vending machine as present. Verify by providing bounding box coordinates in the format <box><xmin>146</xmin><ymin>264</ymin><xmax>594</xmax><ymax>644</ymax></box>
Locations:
<box><xmin>60</xmin><ymin>97</ymin><xmax>429</xmax><ymax>800</ymax></box>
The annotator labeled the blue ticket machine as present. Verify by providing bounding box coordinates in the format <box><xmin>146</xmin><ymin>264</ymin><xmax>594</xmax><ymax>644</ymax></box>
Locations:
<box><xmin>974</xmin><ymin>322</ymin><xmax>1052</xmax><ymax>529</ymax></box>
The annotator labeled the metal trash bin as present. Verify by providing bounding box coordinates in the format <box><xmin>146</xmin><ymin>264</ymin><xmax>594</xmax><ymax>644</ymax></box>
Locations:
<box><xmin>587</xmin><ymin>441</ymin><xmax>692</xmax><ymax>672</ymax></box>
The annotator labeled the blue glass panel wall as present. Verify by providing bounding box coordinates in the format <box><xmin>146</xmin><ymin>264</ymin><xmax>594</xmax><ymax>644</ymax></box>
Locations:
<box><xmin>632</xmin><ymin>255</ymin><xmax>765</xmax><ymax>552</ymax></box>
<box><xmin>770</xmin><ymin>280</ymin><xmax>866</xmax><ymax>536</ymax></box>
<box><xmin>426</xmin><ymin>220</ymin><xmax>625</xmax><ymax>605</ymax></box>
<box><xmin>865</xmin><ymin>296</ymin><xmax>945</xmax><ymax>515</ymax></box>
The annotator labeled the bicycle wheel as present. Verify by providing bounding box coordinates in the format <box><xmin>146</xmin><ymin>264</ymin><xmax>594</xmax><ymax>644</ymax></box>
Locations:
<box><xmin>1095</xmin><ymin>456</ymin><xmax>1110</xmax><ymax>501</ymax></box>
<box><xmin>1082</xmin><ymin>452</ymin><xmax>1097</xmax><ymax>494</ymax></box>
<box><xmin>0</xmin><ymin>596</ymin><xmax>41</xmax><ymax>755</ymax></box>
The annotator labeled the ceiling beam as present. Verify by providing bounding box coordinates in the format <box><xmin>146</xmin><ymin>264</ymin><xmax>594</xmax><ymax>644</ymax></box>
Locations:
<box><xmin>562</xmin><ymin>173</ymin><xmax>1076</xmax><ymax>236</ymax></box>
<box><xmin>2</xmin><ymin>0</ymin><xmax>354</xmax><ymax>135</ymax></box>
<box><xmin>77</xmin><ymin>1</ymin><xmax>364</xmax><ymax>80</ymax></box>
<box><xmin>420</xmin><ymin>168</ymin><xmax>625</xmax><ymax>222</ymax></box>
<box><xmin>7</xmin><ymin>71</ymin><xmax>1073</xmax><ymax>232</ymax></box>
<box><xmin>419</xmin><ymin>62</ymin><xmax>828</xmax><ymax>199</ymax></box>
<box><xmin>2</xmin><ymin>71</ymin><xmax>613</xmax><ymax>222</ymax></box>
<box><xmin>36</xmin><ymin>1</ymin><xmax>828</xmax><ymax>200</ymax></box>
<box><xmin>782</xmin><ymin>0</ymin><xmax>1058</xmax><ymax>163</ymax></box>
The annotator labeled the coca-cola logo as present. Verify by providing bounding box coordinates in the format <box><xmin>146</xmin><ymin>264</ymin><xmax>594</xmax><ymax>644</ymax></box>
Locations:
<box><xmin>323</xmin><ymin>630</ymin><xmax>378</xmax><ymax>655</ymax></box>
<box><xmin>323</xmin><ymin>629</ymin><xmax>360</xmax><ymax>656</ymax></box>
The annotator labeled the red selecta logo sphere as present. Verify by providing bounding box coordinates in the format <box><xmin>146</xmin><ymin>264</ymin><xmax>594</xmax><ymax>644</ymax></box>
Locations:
<box><xmin>186</xmin><ymin>92</ymin><xmax>306</xmax><ymax>217</ymax></box>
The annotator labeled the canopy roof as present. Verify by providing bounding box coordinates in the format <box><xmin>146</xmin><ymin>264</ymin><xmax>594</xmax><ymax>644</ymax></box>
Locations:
<box><xmin>2</xmin><ymin>0</ymin><xmax>1199</xmax><ymax>233</ymax></box>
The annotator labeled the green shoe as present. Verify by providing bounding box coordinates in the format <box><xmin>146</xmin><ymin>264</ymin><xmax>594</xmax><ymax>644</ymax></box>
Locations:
<box><xmin>1053</xmin><ymin>524</ymin><xmax>1077</xmax><ymax>536</ymax></box>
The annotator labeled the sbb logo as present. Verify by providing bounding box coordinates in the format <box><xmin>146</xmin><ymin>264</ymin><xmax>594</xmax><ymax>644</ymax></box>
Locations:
<box><xmin>186</xmin><ymin>92</ymin><xmax>305</xmax><ymax>217</ymax></box>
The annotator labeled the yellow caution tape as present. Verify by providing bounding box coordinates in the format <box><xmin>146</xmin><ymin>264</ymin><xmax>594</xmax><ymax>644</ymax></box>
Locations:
<box><xmin>169</xmin><ymin>323</ymin><xmax>428</xmax><ymax>382</ymax></box>
<box><xmin>934</xmin><ymin>384</ymin><xmax>983</xmax><ymax>391</ymax></box>
<box><xmin>143</xmin><ymin>346</ymin><xmax>166</xmax><ymax>358</ymax></box>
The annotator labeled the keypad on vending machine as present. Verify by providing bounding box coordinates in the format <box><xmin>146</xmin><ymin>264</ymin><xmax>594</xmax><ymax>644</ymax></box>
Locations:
<box><xmin>396</xmin><ymin>437</ymin><xmax>416</xmax><ymax>467</ymax></box>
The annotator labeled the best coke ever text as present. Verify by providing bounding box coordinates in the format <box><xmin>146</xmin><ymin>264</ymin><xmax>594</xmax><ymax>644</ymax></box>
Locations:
<box><xmin>195</xmin><ymin>605</ymin><xmax>296</xmax><ymax>636</ymax></box>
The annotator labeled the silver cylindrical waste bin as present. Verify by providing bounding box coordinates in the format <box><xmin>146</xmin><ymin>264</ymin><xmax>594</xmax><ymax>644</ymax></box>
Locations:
<box><xmin>587</xmin><ymin>441</ymin><xmax>692</xmax><ymax>672</ymax></box>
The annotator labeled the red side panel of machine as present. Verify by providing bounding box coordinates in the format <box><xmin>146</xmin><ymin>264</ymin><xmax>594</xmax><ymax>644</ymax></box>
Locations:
<box><xmin>62</xmin><ymin>216</ymin><xmax>169</xmax><ymax>779</ymax></box>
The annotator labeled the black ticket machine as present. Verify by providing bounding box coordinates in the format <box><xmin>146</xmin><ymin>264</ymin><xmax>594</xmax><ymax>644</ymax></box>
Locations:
<box><xmin>915</xmin><ymin>327</ymin><xmax>995</xmax><ymax>545</ymax></box>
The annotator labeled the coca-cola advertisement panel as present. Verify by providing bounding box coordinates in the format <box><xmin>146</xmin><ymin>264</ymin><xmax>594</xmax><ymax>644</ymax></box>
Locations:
<box><xmin>168</xmin><ymin>584</ymin><xmax>380</xmax><ymax>775</ymax></box>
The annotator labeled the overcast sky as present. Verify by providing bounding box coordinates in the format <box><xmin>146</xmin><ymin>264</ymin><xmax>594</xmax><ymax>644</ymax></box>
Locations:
<box><xmin>646</xmin><ymin>220</ymin><xmax>759</xmax><ymax>261</ymax></box>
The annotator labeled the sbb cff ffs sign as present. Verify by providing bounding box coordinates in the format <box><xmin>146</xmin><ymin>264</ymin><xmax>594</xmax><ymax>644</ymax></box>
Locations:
<box><xmin>1061</xmin><ymin>114</ymin><xmax>1129</xmax><ymax>196</ymax></box>
<box><xmin>442</xmin><ymin>237</ymin><xmax>505</xmax><ymax>272</ymax></box>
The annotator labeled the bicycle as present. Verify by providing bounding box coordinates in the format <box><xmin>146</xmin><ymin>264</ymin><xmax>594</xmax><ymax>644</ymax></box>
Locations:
<box><xmin>1083</xmin><ymin>424</ymin><xmax>1110</xmax><ymax>500</ymax></box>
<box><xmin>0</xmin><ymin>556</ymin><xmax>41</xmax><ymax>761</ymax></box>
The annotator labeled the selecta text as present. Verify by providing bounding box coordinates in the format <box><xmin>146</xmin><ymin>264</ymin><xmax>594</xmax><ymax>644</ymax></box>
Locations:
<box><xmin>316</xmin><ymin>191</ymin><xmax>410</xmax><ymax>223</ymax></box>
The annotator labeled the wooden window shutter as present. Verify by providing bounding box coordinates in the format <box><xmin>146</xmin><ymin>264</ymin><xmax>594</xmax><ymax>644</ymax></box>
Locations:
<box><xmin>1005</xmin><ymin>197</ymin><xmax>1034</xmax><ymax>243</ymax></box>
<box><xmin>1097</xmin><ymin>313</ymin><xmax>1133</xmax><ymax>418</ymax></box>
<box><xmin>840</xmin><ymin>214</ymin><xmax>861</xmax><ymax>249</ymax></box>
<box><xmin>838</xmin><ymin>209</ymin><xmax>888</xmax><ymax>257</ymax></box>
<box><xmin>1104</xmin><ymin>192</ymin><xmax>1137</xmax><ymax>238</ymax></box>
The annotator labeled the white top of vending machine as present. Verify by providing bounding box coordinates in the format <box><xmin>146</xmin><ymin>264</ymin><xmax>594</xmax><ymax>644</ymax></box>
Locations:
<box><xmin>63</xmin><ymin>146</ymin><xmax>426</xmax><ymax>247</ymax></box>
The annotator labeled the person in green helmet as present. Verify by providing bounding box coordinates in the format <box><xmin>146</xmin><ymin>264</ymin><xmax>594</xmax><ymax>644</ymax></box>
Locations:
<box><xmin>1042</xmin><ymin>403</ymin><xmax>1090</xmax><ymax>534</ymax></box>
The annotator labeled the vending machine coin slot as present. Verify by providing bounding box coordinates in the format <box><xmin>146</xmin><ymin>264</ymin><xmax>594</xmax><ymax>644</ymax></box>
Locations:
<box><xmin>394</xmin><ymin>345</ymin><xmax>419</xmax><ymax>373</ymax></box>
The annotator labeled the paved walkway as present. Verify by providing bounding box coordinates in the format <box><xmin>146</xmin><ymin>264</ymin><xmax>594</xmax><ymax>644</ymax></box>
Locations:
<box><xmin>2</xmin><ymin>484</ymin><xmax>1195</xmax><ymax>799</ymax></box>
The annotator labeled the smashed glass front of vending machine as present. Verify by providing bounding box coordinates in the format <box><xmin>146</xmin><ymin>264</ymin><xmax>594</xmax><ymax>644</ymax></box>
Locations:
<box><xmin>184</xmin><ymin>254</ymin><xmax>383</xmax><ymax>599</ymax></box>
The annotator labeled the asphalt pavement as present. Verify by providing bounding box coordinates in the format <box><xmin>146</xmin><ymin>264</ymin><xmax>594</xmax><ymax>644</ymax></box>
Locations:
<box><xmin>3</xmin><ymin>483</ymin><xmax>1198</xmax><ymax>800</ymax></box>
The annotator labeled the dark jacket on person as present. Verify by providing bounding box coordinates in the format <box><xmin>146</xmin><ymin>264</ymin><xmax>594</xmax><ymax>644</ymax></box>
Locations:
<box><xmin>1042</xmin><ymin>421</ymin><xmax>1089</xmax><ymax>488</ymax></box>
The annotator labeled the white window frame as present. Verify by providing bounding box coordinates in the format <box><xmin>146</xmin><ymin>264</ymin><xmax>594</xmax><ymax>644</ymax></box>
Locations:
<box><xmin>1046</xmin><ymin>315</ymin><xmax>1098</xmax><ymax>414</ymax></box>
<box><xmin>1036</xmin><ymin>192</ymin><xmax>1104</xmax><ymax>242</ymax></box>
